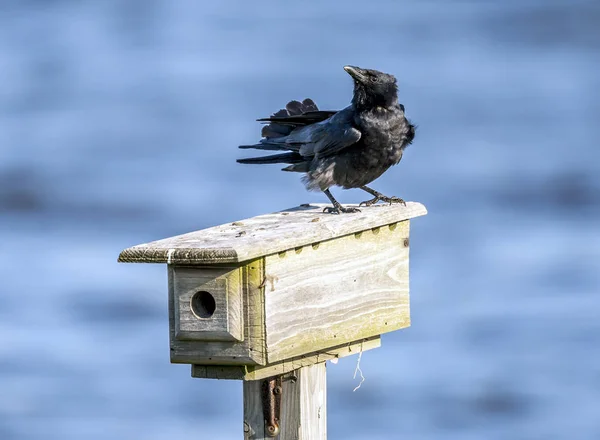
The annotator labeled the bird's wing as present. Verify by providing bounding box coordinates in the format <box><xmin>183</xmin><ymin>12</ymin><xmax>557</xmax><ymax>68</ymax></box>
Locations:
<box><xmin>282</xmin><ymin>107</ymin><xmax>361</xmax><ymax>158</ymax></box>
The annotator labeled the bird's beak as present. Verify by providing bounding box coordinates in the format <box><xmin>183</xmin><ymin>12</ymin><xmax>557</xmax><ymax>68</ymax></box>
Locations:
<box><xmin>344</xmin><ymin>65</ymin><xmax>367</xmax><ymax>83</ymax></box>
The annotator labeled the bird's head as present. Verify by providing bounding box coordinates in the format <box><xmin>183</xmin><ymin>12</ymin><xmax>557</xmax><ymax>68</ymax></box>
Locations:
<box><xmin>344</xmin><ymin>65</ymin><xmax>398</xmax><ymax>110</ymax></box>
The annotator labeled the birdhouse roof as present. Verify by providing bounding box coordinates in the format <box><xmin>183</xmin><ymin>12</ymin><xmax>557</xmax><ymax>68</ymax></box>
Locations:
<box><xmin>118</xmin><ymin>202</ymin><xmax>427</xmax><ymax>265</ymax></box>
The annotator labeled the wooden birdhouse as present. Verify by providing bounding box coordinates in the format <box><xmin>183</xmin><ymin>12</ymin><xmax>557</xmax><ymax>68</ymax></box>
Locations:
<box><xmin>118</xmin><ymin>202</ymin><xmax>426</xmax><ymax>439</ymax></box>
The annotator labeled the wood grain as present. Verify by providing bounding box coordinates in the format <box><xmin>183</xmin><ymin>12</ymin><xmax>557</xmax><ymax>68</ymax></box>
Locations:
<box><xmin>243</xmin><ymin>364</ymin><xmax>327</xmax><ymax>440</ymax></box>
<box><xmin>264</xmin><ymin>221</ymin><xmax>411</xmax><ymax>362</ymax></box>
<box><xmin>118</xmin><ymin>202</ymin><xmax>426</xmax><ymax>264</ymax></box>
<box><xmin>243</xmin><ymin>378</ymin><xmax>265</xmax><ymax>439</ymax></box>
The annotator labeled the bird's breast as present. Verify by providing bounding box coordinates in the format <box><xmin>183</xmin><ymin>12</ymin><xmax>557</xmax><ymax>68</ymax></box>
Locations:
<box><xmin>355</xmin><ymin>116</ymin><xmax>406</xmax><ymax>164</ymax></box>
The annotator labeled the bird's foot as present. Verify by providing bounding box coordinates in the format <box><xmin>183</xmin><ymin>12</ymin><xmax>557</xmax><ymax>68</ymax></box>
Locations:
<box><xmin>359</xmin><ymin>195</ymin><xmax>406</xmax><ymax>207</ymax></box>
<box><xmin>323</xmin><ymin>205</ymin><xmax>361</xmax><ymax>214</ymax></box>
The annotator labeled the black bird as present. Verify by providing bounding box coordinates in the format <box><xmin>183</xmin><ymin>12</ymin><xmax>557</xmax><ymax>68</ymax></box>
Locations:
<box><xmin>237</xmin><ymin>66</ymin><xmax>415</xmax><ymax>214</ymax></box>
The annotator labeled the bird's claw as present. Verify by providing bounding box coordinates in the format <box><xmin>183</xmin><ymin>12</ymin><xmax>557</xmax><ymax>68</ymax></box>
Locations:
<box><xmin>359</xmin><ymin>197</ymin><xmax>379</xmax><ymax>207</ymax></box>
<box><xmin>359</xmin><ymin>195</ymin><xmax>406</xmax><ymax>207</ymax></box>
<box><xmin>386</xmin><ymin>196</ymin><xmax>406</xmax><ymax>206</ymax></box>
<box><xmin>323</xmin><ymin>206</ymin><xmax>361</xmax><ymax>214</ymax></box>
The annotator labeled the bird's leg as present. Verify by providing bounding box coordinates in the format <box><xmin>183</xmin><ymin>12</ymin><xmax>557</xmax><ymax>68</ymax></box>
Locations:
<box><xmin>359</xmin><ymin>185</ymin><xmax>406</xmax><ymax>207</ymax></box>
<box><xmin>322</xmin><ymin>189</ymin><xmax>361</xmax><ymax>214</ymax></box>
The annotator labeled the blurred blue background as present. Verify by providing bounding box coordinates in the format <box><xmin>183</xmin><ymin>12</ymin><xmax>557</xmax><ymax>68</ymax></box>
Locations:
<box><xmin>1</xmin><ymin>0</ymin><xmax>599</xmax><ymax>438</ymax></box>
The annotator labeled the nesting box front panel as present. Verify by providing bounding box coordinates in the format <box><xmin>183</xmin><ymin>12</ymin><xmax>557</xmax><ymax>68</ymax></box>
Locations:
<box><xmin>173</xmin><ymin>266</ymin><xmax>243</xmax><ymax>342</ymax></box>
<box><xmin>168</xmin><ymin>262</ymin><xmax>266</xmax><ymax>365</ymax></box>
<box><xmin>263</xmin><ymin>220</ymin><xmax>411</xmax><ymax>362</ymax></box>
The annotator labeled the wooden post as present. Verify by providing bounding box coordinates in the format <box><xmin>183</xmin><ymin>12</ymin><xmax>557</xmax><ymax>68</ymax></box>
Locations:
<box><xmin>118</xmin><ymin>202</ymin><xmax>427</xmax><ymax>439</ymax></box>
<box><xmin>244</xmin><ymin>364</ymin><xmax>327</xmax><ymax>440</ymax></box>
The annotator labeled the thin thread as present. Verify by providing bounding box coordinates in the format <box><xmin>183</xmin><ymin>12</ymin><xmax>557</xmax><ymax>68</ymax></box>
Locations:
<box><xmin>352</xmin><ymin>344</ymin><xmax>365</xmax><ymax>392</ymax></box>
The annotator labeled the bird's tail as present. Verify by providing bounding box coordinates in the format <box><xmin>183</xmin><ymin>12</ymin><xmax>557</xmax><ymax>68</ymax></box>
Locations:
<box><xmin>259</xmin><ymin>98</ymin><xmax>320</xmax><ymax>139</ymax></box>
<box><xmin>237</xmin><ymin>98</ymin><xmax>326</xmax><ymax>154</ymax></box>
<box><xmin>236</xmin><ymin>152</ymin><xmax>304</xmax><ymax>165</ymax></box>
<box><xmin>237</xmin><ymin>98</ymin><xmax>333</xmax><ymax>165</ymax></box>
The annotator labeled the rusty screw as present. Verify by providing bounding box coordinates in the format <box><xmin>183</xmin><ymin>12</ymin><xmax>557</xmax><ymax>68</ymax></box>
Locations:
<box><xmin>266</xmin><ymin>424</ymin><xmax>280</xmax><ymax>437</ymax></box>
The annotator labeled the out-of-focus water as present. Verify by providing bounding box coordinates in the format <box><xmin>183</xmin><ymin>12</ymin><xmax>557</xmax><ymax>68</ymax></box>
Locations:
<box><xmin>1</xmin><ymin>1</ymin><xmax>599</xmax><ymax>439</ymax></box>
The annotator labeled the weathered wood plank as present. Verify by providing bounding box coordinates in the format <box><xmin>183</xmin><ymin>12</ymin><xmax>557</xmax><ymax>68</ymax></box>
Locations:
<box><xmin>173</xmin><ymin>266</ymin><xmax>243</xmax><ymax>342</ymax></box>
<box><xmin>264</xmin><ymin>221</ymin><xmax>410</xmax><ymax>362</ymax></box>
<box><xmin>192</xmin><ymin>365</ymin><xmax>247</xmax><ymax>380</ymax></box>
<box><xmin>168</xmin><ymin>261</ymin><xmax>266</xmax><ymax>365</ymax></box>
<box><xmin>191</xmin><ymin>336</ymin><xmax>380</xmax><ymax>381</ymax></box>
<box><xmin>282</xmin><ymin>363</ymin><xmax>327</xmax><ymax>440</ymax></box>
<box><xmin>118</xmin><ymin>202</ymin><xmax>426</xmax><ymax>264</ymax></box>
<box><xmin>243</xmin><ymin>364</ymin><xmax>327</xmax><ymax>440</ymax></box>
<box><xmin>243</xmin><ymin>378</ymin><xmax>265</xmax><ymax>439</ymax></box>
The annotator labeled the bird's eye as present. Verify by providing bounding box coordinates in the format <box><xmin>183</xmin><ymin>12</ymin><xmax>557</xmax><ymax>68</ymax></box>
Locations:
<box><xmin>371</xmin><ymin>76</ymin><xmax>379</xmax><ymax>83</ymax></box>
